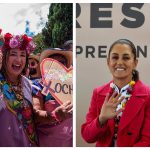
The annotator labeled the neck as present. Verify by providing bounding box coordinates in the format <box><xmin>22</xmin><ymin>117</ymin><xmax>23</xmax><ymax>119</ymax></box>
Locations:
<box><xmin>113</xmin><ymin>77</ymin><xmax>132</xmax><ymax>89</ymax></box>
<box><xmin>6</xmin><ymin>74</ymin><xmax>20</xmax><ymax>85</ymax></box>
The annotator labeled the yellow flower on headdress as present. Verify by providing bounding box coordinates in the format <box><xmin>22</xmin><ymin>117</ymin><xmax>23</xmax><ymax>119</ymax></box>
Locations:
<box><xmin>129</xmin><ymin>80</ymin><xmax>135</xmax><ymax>87</ymax></box>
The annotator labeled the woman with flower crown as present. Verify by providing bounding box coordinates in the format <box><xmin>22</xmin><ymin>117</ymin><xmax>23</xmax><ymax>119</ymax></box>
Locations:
<box><xmin>81</xmin><ymin>39</ymin><xmax>150</xmax><ymax>147</ymax></box>
<box><xmin>0</xmin><ymin>33</ymin><xmax>38</xmax><ymax>146</ymax></box>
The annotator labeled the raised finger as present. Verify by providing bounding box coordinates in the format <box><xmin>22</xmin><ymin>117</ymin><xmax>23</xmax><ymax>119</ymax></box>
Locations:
<box><xmin>68</xmin><ymin>108</ymin><xmax>73</xmax><ymax>113</ymax></box>
<box><xmin>112</xmin><ymin>93</ymin><xmax>122</xmax><ymax>104</ymax></box>
<box><xmin>109</xmin><ymin>91</ymin><xmax>117</xmax><ymax>102</ymax></box>
<box><xmin>116</xmin><ymin>96</ymin><xmax>125</xmax><ymax>106</ymax></box>
<box><xmin>115</xmin><ymin>93</ymin><xmax>122</xmax><ymax>101</ymax></box>
<box><xmin>104</xmin><ymin>93</ymin><xmax>110</xmax><ymax>104</ymax></box>
<box><xmin>63</xmin><ymin>101</ymin><xmax>71</xmax><ymax>107</ymax></box>
<box><xmin>65</xmin><ymin>103</ymin><xmax>73</xmax><ymax>111</ymax></box>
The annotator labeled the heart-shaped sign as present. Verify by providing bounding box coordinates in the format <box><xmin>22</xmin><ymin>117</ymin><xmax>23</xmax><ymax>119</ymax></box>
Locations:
<box><xmin>41</xmin><ymin>58</ymin><xmax>73</xmax><ymax>105</ymax></box>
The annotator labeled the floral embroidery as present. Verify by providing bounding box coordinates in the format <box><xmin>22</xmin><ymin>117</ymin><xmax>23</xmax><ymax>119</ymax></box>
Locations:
<box><xmin>0</xmin><ymin>73</ymin><xmax>37</xmax><ymax>145</ymax></box>
<box><xmin>110</xmin><ymin>80</ymin><xmax>135</xmax><ymax>111</ymax></box>
<box><xmin>110</xmin><ymin>80</ymin><xmax>135</xmax><ymax>140</ymax></box>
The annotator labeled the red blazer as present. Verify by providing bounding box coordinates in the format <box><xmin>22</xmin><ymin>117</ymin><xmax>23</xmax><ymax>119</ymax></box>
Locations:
<box><xmin>81</xmin><ymin>80</ymin><xmax>150</xmax><ymax>147</ymax></box>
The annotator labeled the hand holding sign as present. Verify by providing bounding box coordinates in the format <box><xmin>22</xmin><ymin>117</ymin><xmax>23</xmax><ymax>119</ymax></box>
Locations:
<box><xmin>41</xmin><ymin>58</ymin><xmax>73</xmax><ymax>105</ymax></box>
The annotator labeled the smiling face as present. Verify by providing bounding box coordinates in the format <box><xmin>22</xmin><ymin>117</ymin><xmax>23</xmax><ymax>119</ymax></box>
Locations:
<box><xmin>6</xmin><ymin>49</ymin><xmax>27</xmax><ymax>80</ymax></box>
<box><xmin>107</xmin><ymin>43</ymin><xmax>138</xmax><ymax>83</ymax></box>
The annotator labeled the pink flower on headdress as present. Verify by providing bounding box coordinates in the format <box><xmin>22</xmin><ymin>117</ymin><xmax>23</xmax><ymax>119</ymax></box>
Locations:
<box><xmin>14</xmin><ymin>35</ymin><xmax>20</xmax><ymax>40</ymax></box>
<box><xmin>3</xmin><ymin>33</ymin><xmax>36</xmax><ymax>54</ymax></box>
<box><xmin>9</xmin><ymin>37</ymin><xmax>19</xmax><ymax>48</ymax></box>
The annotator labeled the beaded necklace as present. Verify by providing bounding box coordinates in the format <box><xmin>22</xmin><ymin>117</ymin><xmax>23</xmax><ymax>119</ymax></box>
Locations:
<box><xmin>0</xmin><ymin>73</ymin><xmax>37</xmax><ymax>145</ymax></box>
<box><xmin>110</xmin><ymin>80</ymin><xmax>135</xmax><ymax>140</ymax></box>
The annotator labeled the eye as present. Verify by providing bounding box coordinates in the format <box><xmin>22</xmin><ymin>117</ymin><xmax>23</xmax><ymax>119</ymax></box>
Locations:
<box><xmin>111</xmin><ymin>56</ymin><xmax>118</xmax><ymax>60</ymax></box>
<box><xmin>123</xmin><ymin>56</ymin><xmax>130</xmax><ymax>60</ymax></box>
<box><xmin>10</xmin><ymin>53</ymin><xmax>16</xmax><ymax>56</ymax></box>
<box><xmin>20</xmin><ymin>52</ymin><xmax>26</xmax><ymax>57</ymax></box>
<box><xmin>21</xmin><ymin>54</ymin><xmax>26</xmax><ymax>57</ymax></box>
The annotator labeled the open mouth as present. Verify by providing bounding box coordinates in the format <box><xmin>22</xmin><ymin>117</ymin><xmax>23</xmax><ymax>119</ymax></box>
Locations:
<box><xmin>116</xmin><ymin>68</ymin><xmax>125</xmax><ymax>71</ymax></box>
<box><xmin>115</xmin><ymin>68</ymin><xmax>126</xmax><ymax>71</ymax></box>
<box><xmin>12</xmin><ymin>64</ymin><xmax>22</xmax><ymax>72</ymax></box>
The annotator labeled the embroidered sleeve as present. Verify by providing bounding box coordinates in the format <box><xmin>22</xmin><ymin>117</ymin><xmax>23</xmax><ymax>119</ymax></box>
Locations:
<box><xmin>31</xmin><ymin>79</ymin><xmax>43</xmax><ymax>96</ymax></box>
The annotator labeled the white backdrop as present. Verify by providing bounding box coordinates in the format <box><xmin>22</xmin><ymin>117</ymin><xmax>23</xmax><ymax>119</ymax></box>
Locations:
<box><xmin>76</xmin><ymin>3</ymin><xmax>150</xmax><ymax>147</ymax></box>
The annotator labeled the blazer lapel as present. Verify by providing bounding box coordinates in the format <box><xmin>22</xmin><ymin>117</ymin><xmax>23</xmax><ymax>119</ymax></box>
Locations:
<box><xmin>119</xmin><ymin>96</ymin><xmax>145</xmax><ymax>131</ymax></box>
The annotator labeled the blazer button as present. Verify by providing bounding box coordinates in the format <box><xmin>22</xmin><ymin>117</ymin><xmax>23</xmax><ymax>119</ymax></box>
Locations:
<box><xmin>127</xmin><ymin>132</ymin><xmax>132</xmax><ymax>135</ymax></box>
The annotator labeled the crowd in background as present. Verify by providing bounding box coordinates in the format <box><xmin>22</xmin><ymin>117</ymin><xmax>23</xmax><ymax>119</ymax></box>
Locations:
<box><xmin>0</xmin><ymin>30</ymin><xmax>73</xmax><ymax>147</ymax></box>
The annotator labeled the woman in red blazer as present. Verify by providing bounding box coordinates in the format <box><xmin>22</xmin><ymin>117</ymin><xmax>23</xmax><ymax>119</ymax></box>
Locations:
<box><xmin>81</xmin><ymin>39</ymin><xmax>150</xmax><ymax>147</ymax></box>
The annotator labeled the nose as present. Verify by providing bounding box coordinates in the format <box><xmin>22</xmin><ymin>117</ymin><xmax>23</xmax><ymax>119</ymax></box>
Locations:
<box><xmin>16</xmin><ymin>55</ymin><xmax>22</xmax><ymax>63</ymax></box>
<box><xmin>117</xmin><ymin>58</ymin><xmax>123</xmax><ymax>65</ymax></box>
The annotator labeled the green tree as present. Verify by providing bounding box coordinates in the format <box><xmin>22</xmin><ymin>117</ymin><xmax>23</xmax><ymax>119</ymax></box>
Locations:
<box><xmin>33</xmin><ymin>33</ymin><xmax>45</xmax><ymax>54</ymax></box>
<box><xmin>42</xmin><ymin>3</ymin><xmax>73</xmax><ymax>48</ymax></box>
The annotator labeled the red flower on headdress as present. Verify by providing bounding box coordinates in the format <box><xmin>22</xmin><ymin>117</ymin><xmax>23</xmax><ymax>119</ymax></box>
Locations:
<box><xmin>3</xmin><ymin>33</ymin><xmax>36</xmax><ymax>54</ymax></box>
<box><xmin>4</xmin><ymin>33</ymin><xmax>12</xmax><ymax>41</ymax></box>
<box><xmin>22</xmin><ymin>34</ymin><xmax>31</xmax><ymax>43</ymax></box>
<box><xmin>3</xmin><ymin>33</ymin><xmax>12</xmax><ymax>49</ymax></box>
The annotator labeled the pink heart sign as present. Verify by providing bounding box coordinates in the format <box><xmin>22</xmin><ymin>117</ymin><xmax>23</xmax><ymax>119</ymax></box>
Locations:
<box><xmin>41</xmin><ymin>58</ymin><xmax>73</xmax><ymax>105</ymax></box>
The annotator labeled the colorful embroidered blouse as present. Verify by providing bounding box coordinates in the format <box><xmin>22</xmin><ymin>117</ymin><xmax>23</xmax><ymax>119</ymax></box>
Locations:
<box><xmin>0</xmin><ymin>73</ymin><xmax>37</xmax><ymax>146</ymax></box>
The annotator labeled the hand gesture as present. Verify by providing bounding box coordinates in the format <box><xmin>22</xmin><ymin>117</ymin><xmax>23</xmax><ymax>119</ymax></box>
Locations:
<box><xmin>99</xmin><ymin>92</ymin><xmax>124</xmax><ymax>125</ymax></box>
<box><xmin>53</xmin><ymin>101</ymin><xmax>73</xmax><ymax>121</ymax></box>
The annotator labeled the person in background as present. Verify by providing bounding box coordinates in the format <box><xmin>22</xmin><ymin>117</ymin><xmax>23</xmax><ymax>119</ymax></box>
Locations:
<box><xmin>0</xmin><ymin>33</ymin><xmax>38</xmax><ymax>146</ymax></box>
<box><xmin>63</xmin><ymin>40</ymin><xmax>73</xmax><ymax>51</ymax></box>
<box><xmin>81</xmin><ymin>39</ymin><xmax>150</xmax><ymax>147</ymax></box>
<box><xmin>27</xmin><ymin>53</ymin><xmax>41</xmax><ymax>82</ymax></box>
<box><xmin>32</xmin><ymin>48</ymin><xmax>73</xmax><ymax>147</ymax></box>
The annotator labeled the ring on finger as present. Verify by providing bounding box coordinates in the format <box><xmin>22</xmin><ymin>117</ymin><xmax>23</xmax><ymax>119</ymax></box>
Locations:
<box><xmin>112</xmin><ymin>98</ymin><xmax>117</xmax><ymax>103</ymax></box>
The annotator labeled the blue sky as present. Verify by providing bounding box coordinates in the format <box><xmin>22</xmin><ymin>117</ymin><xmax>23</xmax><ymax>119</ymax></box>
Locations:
<box><xmin>0</xmin><ymin>3</ymin><xmax>50</xmax><ymax>35</ymax></box>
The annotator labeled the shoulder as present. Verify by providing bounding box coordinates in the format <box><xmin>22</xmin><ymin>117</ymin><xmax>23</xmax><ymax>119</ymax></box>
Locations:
<box><xmin>21</xmin><ymin>75</ymin><xmax>33</xmax><ymax>103</ymax></box>
<box><xmin>93</xmin><ymin>81</ymin><xmax>111</xmax><ymax>96</ymax></box>
<box><xmin>134</xmin><ymin>80</ymin><xmax>150</xmax><ymax>95</ymax></box>
<box><xmin>94</xmin><ymin>82</ymin><xmax>111</xmax><ymax>93</ymax></box>
<box><xmin>21</xmin><ymin>75</ymin><xmax>32</xmax><ymax>87</ymax></box>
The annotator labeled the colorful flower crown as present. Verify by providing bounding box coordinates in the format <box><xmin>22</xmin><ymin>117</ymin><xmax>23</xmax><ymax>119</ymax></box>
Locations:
<box><xmin>3</xmin><ymin>33</ymin><xmax>36</xmax><ymax>54</ymax></box>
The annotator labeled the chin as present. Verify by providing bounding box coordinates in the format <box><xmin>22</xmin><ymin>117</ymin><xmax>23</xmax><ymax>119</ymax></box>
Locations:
<box><xmin>12</xmin><ymin>71</ymin><xmax>22</xmax><ymax>77</ymax></box>
<box><xmin>114</xmin><ymin>75</ymin><xmax>129</xmax><ymax>80</ymax></box>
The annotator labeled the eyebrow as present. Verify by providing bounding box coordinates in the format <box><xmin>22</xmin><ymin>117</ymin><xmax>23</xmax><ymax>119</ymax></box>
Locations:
<box><xmin>10</xmin><ymin>51</ymin><xmax>17</xmax><ymax>54</ymax></box>
<box><xmin>10</xmin><ymin>50</ymin><xmax>26</xmax><ymax>54</ymax></box>
<box><xmin>20</xmin><ymin>51</ymin><xmax>26</xmax><ymax>54</ymax></box>
<box><xmin>111</xmin><ymin>53</ymin><xmax>130</xmax><ymax>56</ymax></box>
